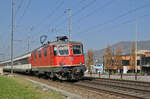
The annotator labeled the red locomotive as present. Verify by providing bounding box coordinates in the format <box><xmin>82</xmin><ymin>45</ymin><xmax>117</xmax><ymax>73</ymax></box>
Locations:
<box><xmin>0</xmin><ymin>36</ymin><xmax>86</xmax><ymax>80</ymax></box>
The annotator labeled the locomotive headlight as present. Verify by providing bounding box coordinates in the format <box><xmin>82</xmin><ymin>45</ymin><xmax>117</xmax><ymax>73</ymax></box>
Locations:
<box><xmin>80</xmin><ymin>62</ymin><xmax>83</xmax><ymax>65</ymax></box>
<box><xmin>77</xmin><ymin>69</ymin><xmax>81</xmax><ymax>72</ymax></box>
<box><xmin>60</xmin><ymin>62</ymin><xmax>65</xmax><ymax>66</ymax></box>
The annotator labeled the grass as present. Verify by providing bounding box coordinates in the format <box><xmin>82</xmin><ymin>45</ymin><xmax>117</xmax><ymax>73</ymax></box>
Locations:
<box><xmin>0</xmin><ymin>75</ymin><xmax>66</xmax><ymax>99</ymax></box>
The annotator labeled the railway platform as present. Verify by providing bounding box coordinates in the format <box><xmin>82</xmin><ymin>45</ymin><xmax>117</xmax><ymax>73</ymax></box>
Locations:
<box><xmin>84</xmin><ymin>73</ymin><xmax>150</xmax><ymax>82</ymax></box>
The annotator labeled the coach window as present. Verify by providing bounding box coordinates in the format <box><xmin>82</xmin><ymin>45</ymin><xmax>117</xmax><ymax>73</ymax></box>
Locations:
<box><xmin>8</xmin><ymin>62</ymin><xmax>11</xmax><ymax>66</ymax></box>
<box><xmin>21</xmin><ymin>58</ymin><xmax>28</xmax><ymax>64</ymax></box>
<box><xmin>44</xmin><ymin>49</ymin><xmax>47</xmax><ymax>56</ymax></box>
<box><xmin>38</xmin><ymin>51</ymin><xmax>41</xmax><ymax>58</ymax></box>
<box><xmin>13</xmin><ymin>60</ymin><xmax>18</xmax><ymax>65</ymax></box>
<box><xmin>72</xmin><ymin>45</ymin><xmax>82</xmax><ymax>55</ymax></box>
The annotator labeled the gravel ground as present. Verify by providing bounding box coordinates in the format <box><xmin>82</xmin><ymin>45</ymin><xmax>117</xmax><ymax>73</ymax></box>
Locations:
<box><xmin>13</xmin><ymin>74</ymin><xmax>122</xmax><ymax>99</ymax></box>
<box><xmin>25</xmin><ymin>78</ymin><xmax>83</xmax><ymax>99</ymax></box>
<box><xmin>85</xmin><ymin>73</ymin><xmax>150</xmax><ymax>82</ymax></box>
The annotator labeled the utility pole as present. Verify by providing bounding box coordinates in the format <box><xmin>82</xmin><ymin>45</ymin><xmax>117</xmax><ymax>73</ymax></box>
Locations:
<box><xmin>27</xmin><ymin>26</ymin><xmax>33</xmax><ymax>52</ymax></box>
<box><xmin>27</xmin><ymin>34</ymin><xmax>30</xmax><ymax>52</ymax></box>
<box><xmin>11</xmin><ymin>0</ymin><xmax>14</xmax><ymax>75</ymax></box>
<box><xmin>0</xmin><ymin>53</ymin><xmax>5</xmax><ymax>61</ymax></box>
<box><xmin>135</xmin><ymin>19</ymin><xmax>138</xmax><ymax>80</ymax></box>
<box><xmin>27</xmin><ymin>39</ymin><xmax>30</xmax><ymax>52</ymax></box>
<box><xmin>68</xmin><ymin>8</ymin><xmax>71</xmax><ymax>41</ymax></box>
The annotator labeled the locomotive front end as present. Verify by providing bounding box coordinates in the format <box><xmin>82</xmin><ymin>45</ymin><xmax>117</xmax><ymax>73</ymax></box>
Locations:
<box><xmin>53</xmin><ymin>42</ymin><xmax>86</xmax><ymax>80</ymax></box>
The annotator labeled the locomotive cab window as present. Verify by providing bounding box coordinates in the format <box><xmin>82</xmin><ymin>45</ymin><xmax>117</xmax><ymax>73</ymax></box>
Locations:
<box><xmin>34</xmin><ymin>51</ymin><xmax>37</xmax><ymax>59</ymax></box>
<box><xmin>72</xmin><ymin>45</ymin><xmax>82</xmax><ymax>55</ymax></box>
<box><xmin>53</xmin><ymin>45</ymin><xmax>69</xmax><ymax>56</ymax></box>
<box><xmin>44</xmin><ymin>49</ymin><xmax>47</xmax><ymax>56</ymax></box>
<box><xmin>58</xmin><ymin>45</ymin><xmax>69</xmax><ymax>56</ymax></box>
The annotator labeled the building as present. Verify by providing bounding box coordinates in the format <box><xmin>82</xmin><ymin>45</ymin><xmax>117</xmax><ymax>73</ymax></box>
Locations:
<box><xmin>103</xmin><ymin>51</ymin><xmax>150</xmax><ymax>74</ymax></box>
<box><xmin>91</xmin><ymin>64</ymin><xmax>103</xmax><ymax>74</ymax></box>
<box><xmin>141</xmin><ymin>52</ymin><xmax>150</xmax><ymax>74</ymax></box>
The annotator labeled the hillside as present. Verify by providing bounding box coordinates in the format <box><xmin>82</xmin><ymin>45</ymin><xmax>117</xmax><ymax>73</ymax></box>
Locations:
<box><xmin>94</xmin><ymin>40</ymin><xmax>150</xmax><ymax>62</ymax></box>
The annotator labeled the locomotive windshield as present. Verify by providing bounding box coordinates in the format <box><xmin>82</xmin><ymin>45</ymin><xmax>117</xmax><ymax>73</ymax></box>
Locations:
<box><xmin>72</xmin><ymin>45</ymin><xmax>82</xmax><ymax>55</ymax></box>
<box><xmin>53</xmin><ymin>45</ymin><xmax>69</xmax><ymax>56</ymax></box>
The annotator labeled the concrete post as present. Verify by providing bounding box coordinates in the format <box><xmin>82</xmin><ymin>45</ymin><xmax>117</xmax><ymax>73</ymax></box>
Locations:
<box><xmin>0</xmin><ymin>66</ymin><xmax>3</xmax><ymax>75</ymax></box>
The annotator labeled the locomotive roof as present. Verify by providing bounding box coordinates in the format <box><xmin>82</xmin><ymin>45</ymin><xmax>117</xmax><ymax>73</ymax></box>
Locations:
<box><xmin>33</xmin><ymin>41</ymin><xmax>83</xmax><ymax>51</ymax></box>
<box><xmin>50</xmin><ymin>41</ymin><xmax>82</xmax><ymax>45</ymax></box>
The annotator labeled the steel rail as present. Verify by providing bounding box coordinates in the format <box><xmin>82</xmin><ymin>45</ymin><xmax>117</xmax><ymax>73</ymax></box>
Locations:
<box><xmin>73</xmin><ymin>83</ymin><xmax>147</xmax><ymax>99</ymax></box>
<box><xmin>74</xmin><ymin>80</ymin><xmax>150</xmax><ymax>99</ymax></box>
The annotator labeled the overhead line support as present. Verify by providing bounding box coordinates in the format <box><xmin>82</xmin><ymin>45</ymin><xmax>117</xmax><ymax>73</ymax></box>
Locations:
<box><xmin>68</xmin><ymin>8</ymin><xmax>71</xmax><ymax>41</ymax></box>
<box><xmin>11</xmin><ymin>0</ymin><xmax>14</xmax><ymax>75</ymax></box>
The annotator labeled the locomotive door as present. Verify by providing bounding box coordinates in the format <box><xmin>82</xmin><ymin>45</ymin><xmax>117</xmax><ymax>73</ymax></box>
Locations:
<box><xmin>49</xmin><ymin>46</ymin><xmax>53</xmax><ymax>66</ymax></box>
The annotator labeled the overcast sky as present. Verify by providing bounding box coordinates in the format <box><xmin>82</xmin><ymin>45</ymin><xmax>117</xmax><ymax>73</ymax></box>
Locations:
<box><xmin>0</xmin><ymin>0</ymin><xmax>150</xmax><ymax>60</ymax></box>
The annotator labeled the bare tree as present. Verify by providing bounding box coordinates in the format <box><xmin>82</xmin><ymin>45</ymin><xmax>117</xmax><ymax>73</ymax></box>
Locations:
<box><xmin>86</xmin><ymin>49</ymin><xmax>94</xmax><ymax>73</ymax></box>
<box><xmin>114</xmin><ymin>45</ymin><xmax>122</xmax><ymax>72</ymax></box>
<box><xmin>104</xmin><ymin>45</ymin><xmax>112</xmax><ymax>71</ymax></box>
<box><xmin>130</xmin><ymin>42</ymin><xmax>136</xmax><ymax>72</ymax></box>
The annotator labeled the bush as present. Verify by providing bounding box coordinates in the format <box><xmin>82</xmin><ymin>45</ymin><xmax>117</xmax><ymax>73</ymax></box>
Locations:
<box><xmin>140</xmin><ymin>72</ymin><xmax>145</xmax><ymax>76</ymax></box>
<box><xmin>111</xmin><ymin>71</ymin><xmax>115</xmax><ymax>75</ymax></box>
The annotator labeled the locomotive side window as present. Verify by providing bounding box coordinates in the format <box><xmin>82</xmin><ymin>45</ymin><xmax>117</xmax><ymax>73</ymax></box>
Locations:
<box><xmin>34</xmin><ymin>51</ymin><xmax>37</xmax><ymax>59</ymax></box>
<box><xmin>58</xmin><ymin>45</ymin><xmax>69</xmax><ymax>56</ymax></box>
<box><xmin>44</xmin><ymin>49</ymin><xmax>47</xmax><ymax>56</ymax></box>
<box><xmin>38</xmin><ymin>51</ymin><xmax>41</xmax><ymax>58</ymax></box>
<box><xmin>53</xmin><ymin>46</ymin><xmax>58</xmax><ymax>56</ymax></box>
<box><xmin>72</xmin><ymin>45</ymin><xmax>82</xmax><ymax>55</ymax></box>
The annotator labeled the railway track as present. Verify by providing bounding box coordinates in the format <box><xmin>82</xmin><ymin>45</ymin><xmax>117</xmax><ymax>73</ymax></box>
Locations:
<box><xmin>84</xmin><ymin>77</ymin><xmax>150</xmax><ymax>89</ymax></box>
<box><xmin>96</xmin><ymin>77</ymin><xmax>150</xmax><ymax>86</ymax></box>
<box><xmin>95</xmin><ymin>78</ymin><xmax>150</xmax><ymax>90</ymax></box>
<box><xmin>72</xmin><ymin>77</ymin><xmax>150</xmax><ymax>99</ymax></box>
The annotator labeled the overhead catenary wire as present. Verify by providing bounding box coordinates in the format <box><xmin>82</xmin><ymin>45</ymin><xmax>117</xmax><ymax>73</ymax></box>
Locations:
<box><xmin>74</xmin><ymin>0</ymin><xmax>115</xmax><ymax>24</ymax></box>
<box><xmin>55</xmin><ymin>0</ymin><xmax>97</xmax><ymax>29</ymax></box>
<box><xmin>17</xmin><ymin>0</ymin><xmax>31</xmax><ymax>24</ymax></box>
<box><xmin>33</xmin><ymin>0</ymin><xmax>64</xmax><ymax>29</ymax></box>
<box><xmin>77</xmin><ymin>12</ymin><xmax>150</xmax><ymax>46</ymax></box>
<box><xmin>34</xmin><ymin>0</ymin><xmax>95</xmax><ymax>35</ymax></box>
<box><xmin>56</xmin><ymin>0</ymin><xmax>117</xmax><ymax>31</ymax></box>
<box><xmin>38</xmin><ymin>0</ymin><xmax>86</xmax><ymax>31</ymax></box>
<box><xmin>101</xmin><ymin>12</ymin><xmax>150</xmax><ymax>32</ymax></box>
<box><xmin>77</xmin><ymin>2</ymin><xmax>150</xmax><ymax>35</ymax></box>
<box><xmin>15</xmin><ymin>0</ymin><xmax>24</xmax><ymax>17</ymax></box>
<box><xmin>72</xmin><ymin>0</ymin><xmax>97</xmax><ymax>17</ymax></box>
<box><xmin>79</xmin><ymin>12</ymin><xmax>150</xmax><ymax>38</ymax></box>
<box><xmin>37</xmin><ymin>0</ymin><xmax>89</xmax><ymax>36</ymax></box>
<box><xmin>79</xmin><ymin>0</ymin><xmax>88</xmax><ymax>4</ymax></box>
